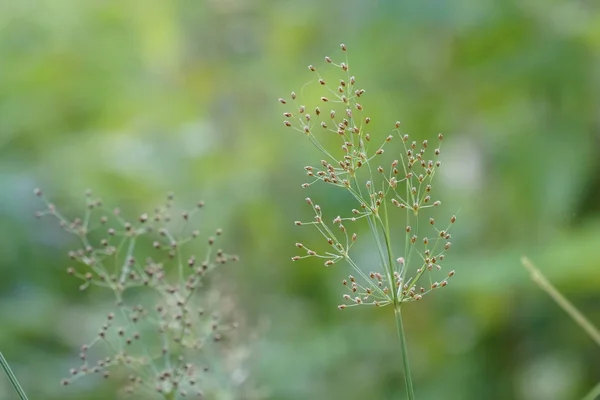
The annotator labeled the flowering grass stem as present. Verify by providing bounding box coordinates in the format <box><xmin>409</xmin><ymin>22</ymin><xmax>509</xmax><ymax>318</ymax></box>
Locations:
<box><xmin>285</xmin><ymin>44</ymin><xmax>457</xmax><ymax>398</ymax></box>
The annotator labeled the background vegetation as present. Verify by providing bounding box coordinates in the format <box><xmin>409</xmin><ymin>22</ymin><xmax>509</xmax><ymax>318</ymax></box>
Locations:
<box><xmin>1</xmin><ymin>1</ymin><xmax>600</xmax><ymax>399</ymax></box>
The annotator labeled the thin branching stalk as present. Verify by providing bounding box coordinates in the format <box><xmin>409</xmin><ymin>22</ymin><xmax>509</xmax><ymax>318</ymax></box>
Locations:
<box><xmin>0</xmin><ymin>351</ymin><xmax>29</xmax><ymax>400</ymax></box>
<box><xmin>286</xmin><ymin>44</ymin><xmax>457</xmax><ymax>399</ymax></box>
<box><xmin>34</xmin><ymin>189</ymin><xmax>250</xmax><ymax>399</ymax></box>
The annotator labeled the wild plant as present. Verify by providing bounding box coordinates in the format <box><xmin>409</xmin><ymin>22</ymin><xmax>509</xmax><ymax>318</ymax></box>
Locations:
<box><xmin>281</xmin><ymin>44</ymin><xmax>457</xmax><ymax>399</ymax></box>
<box><xmin>34</xmin><ymin>189</ymin><xmax>254</xmax><ymax>399</ymax></box>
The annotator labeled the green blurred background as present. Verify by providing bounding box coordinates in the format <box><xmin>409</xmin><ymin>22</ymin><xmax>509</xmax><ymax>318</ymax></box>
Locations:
<box><xmin>2</xmin><ymin>0</ymin><xmax>600</xmax><ymax>399</ymax></box>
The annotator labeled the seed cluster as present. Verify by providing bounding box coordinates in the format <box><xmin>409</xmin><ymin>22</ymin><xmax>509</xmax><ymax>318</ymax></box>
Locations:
<box><xmin>282</xmin><ymin>44</ymin><xmax>457</xmax><ymax>309</ymax></box>
<box><xmin>35</xmin><ymin>189</ymin><xmax>250</xmax><ymax>398</ymax></box>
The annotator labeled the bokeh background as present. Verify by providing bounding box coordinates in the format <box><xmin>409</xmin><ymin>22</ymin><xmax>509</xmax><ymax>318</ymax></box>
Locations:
<box><xmin>2</xmin><ymin>1</ymin><xmax>600</xmax><ymax>399</ymax></box>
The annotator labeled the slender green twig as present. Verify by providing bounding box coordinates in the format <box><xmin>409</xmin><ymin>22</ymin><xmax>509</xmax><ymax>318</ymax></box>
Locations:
<box><xmin>394</xmin><ymin>306</ymin><xmax>415</xmax><ymax>400</ymax></box>
<box><xmin>521</xmin><ymin>257</ymin><xmax>600</xmax><ymax>346</ymax></box>
<box><xmin>0</xmin><ymin>351</ymin><xmax>29</xmax><ymax>400</ymax></box>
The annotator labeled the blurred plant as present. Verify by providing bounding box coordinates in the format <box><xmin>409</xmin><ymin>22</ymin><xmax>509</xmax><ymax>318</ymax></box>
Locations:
<box><xmin>0</xmin><ymin>351</ymin><xmax>29</xmax><ymax>400</ymax></box>
<box><xmin>521</xmin><ymin>257</ymin><xmax>600</xmax><ymax>400</ymax></box>
<box><xmin>281</xmin><ymin>44</ymin><xmax>456</xmax><ymax>399</ymax></box>
<box><xmin>34</xmin><ymin>189</ymin><xmax>257</xmax><ymax>400</ymax></box>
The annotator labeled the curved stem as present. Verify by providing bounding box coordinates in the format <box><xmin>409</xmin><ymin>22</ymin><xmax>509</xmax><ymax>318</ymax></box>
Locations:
<box><xmin>0</xmin><ymin>351</ymin><xmax>29</xmax><ymax>400</ymax></box>
<box><xmin>394</xmin><ymin>306</ymin><xmax>415</xmax><ymax>400</ymax></box>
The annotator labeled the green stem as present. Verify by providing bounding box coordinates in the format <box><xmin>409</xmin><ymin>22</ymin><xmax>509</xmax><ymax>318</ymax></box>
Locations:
<box><xmin>164</xmin><ymin>392</ymin><xmax>176</xmax><ymax>400</ymax></box>
<box><xmin>0</xmin><ymin>351</ymin><xmax>29</xmax><ymax>400</ymax></box>
<box><xmin>582</xmin><ymin>381</ymin><xmax>600</xmax><ymax>400</ymax></box>
<box><xmin>521</xmin><ymin>257</ymin><xmax>600</xmax><ymax>347</ymax></box>
<box><xmin>375</xmin><ymin>212</ymin><xmax>397</xmax><ymax>303</ymax></box>
<box><xmin>377</xmin><ymin>190</ymin><xmax>414</xmax><ymax>398</ymax></box>
<box><xmin>394</xmin><ymin>305</ymin><xmax>415</xmax><ymax>400</ymax></box>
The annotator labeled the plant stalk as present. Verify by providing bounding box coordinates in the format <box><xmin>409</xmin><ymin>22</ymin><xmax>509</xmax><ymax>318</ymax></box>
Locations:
<box><xmin>521</xmin><ymin>257</ymin><xmax>600</xmax><ymax>347</ymax></box>
<box><xmin>582</xmin><ymin>381</ymin><xmax>600</xmax><ymax>400</ymax></box>
<box><xmin>0</xmin><ymin>351</ymin><xmax>29</xmax><ymax>400</ymax></box>
<box><xmin>164</xmin><ymin>390</ymin><xmax>176</xmax><ymax>400</ymax></box>
<box><xmin>394</xmin><ymin>305</ymin><xmax>415</xmax><ymax>400</ymax></box>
